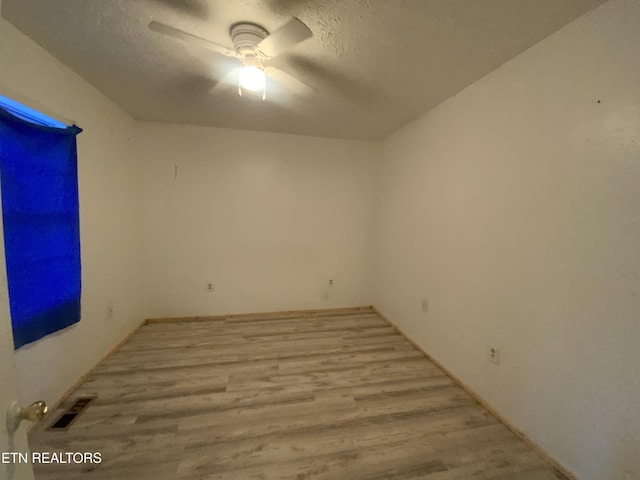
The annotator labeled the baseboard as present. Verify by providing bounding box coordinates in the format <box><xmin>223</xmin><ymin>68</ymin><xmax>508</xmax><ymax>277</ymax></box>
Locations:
<box><xmin>145</xmin><ymin>305</ymin><xmax>375</xmax><ymax>324</ymax></box>
<box><xmin>31</xmin><ymin>318</ymin><xmax>147</xmax><ymax>431</ymax></box>
<box><xmin>370</xmin><ymin>306</ymin><xmax>578</xmax><ymax>480</ymax></box>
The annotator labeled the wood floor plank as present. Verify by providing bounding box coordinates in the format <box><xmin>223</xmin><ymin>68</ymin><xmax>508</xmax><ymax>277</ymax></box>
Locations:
<box><xmin>29</xmin><ymin>309</ymin><xmax>568</xmax><ymax>479</ymax></box>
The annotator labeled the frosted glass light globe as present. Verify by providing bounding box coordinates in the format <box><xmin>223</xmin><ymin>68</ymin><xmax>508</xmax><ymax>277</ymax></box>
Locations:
<box><xmin>239</xmin><ymin>66</ymin><xmax>265</xmax><ymax>92</ymax></box>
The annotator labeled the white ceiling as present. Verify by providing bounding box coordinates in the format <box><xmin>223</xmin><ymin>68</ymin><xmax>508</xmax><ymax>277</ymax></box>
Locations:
<box><xmin>2</xmin><ymin>0</ymin><xmax>606</xmax><ymax>140</ymax></box>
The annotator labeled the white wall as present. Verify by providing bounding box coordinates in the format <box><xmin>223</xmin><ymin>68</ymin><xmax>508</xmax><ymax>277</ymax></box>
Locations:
<box><xmin>138</xmin><ymin>123</ymin><xmax>374</xmax><ymax>318</ymax></box>
<box><xmin>0</xmin><ymin>18</ymin><xmax>143</xmax><ymax>405</ymax></box>
<box><xmin>372</xmin><ymin>0</ymin><xmax>640</xmax><ymax>479</ymax></box>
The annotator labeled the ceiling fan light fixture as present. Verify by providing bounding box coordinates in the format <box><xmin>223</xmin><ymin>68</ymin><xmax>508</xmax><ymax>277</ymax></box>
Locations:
<box><xmin>149</xmin><ymin>17</ymin><xmax>313</xmax><ymax>102</ymax></box>
<box><xmin>239</xmin><ymin>66</ymin><xmax>266</xmax><ymax>93</ymax></box>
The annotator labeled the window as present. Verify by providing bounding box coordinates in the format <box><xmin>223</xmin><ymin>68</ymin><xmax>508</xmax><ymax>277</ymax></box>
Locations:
<box><xmin>0</xmin><ymin>96</ymin><xmax>82</xmax><ymax>349</ymax></box>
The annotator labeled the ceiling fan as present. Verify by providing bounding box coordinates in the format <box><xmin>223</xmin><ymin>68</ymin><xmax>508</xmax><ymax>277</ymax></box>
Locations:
<box><xmin>149</xmin><ymin>17</ymin><xmax>314</xmax><ymax>100</ymax></box>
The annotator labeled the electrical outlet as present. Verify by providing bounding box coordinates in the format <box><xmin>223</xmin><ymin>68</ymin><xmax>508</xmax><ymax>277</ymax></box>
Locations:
<box><xmin>106</xmin><ymin>303</ymin><xmax>114</xmax><ymax>319</ymax></box>
<box><xmin>206</xmin><ymin>282</ymin><xmax>215</xmax><ymax>292</ymax></box>
<box><xmin>328</xmin><ymin>279</ymin><xmax>333</xmax><ymax>286</ymax></box>
<box><xmin>488</xmin><ymin>345</ymin><xmax>500</xmax><ymax>365</ymax></box>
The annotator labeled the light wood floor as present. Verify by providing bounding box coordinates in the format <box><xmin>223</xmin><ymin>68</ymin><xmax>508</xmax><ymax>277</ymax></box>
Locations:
<box><xmin>30</xmin><ymin>309</ymin><xmax>568</xmax><ymax>479</ymax></box>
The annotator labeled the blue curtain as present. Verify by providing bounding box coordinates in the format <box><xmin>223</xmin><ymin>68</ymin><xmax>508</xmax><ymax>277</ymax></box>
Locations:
<box><xmin>0</xmin><ymin>107</ymin><xmax>82</xmax><ymax>349</ymax></box>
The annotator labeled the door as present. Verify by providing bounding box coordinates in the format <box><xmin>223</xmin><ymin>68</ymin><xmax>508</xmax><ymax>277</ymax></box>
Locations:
<box><xmin>0</xmin><ymin>0</ymin><xmax>33</xmax><ymax>476</ymax></box>
<box><xmin>0</xmin><ymin>193</ymin><xmax>34</xmax><ymax>480</ymax></box>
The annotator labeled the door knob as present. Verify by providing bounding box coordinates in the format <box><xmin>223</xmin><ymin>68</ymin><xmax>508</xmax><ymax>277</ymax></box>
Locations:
<box><xmin>19</xmin><ymin>401</ymin><xmax>48</xmax><ymax>422</ymax></box>
<box><xmin>6</xmin><ymin>400</ymin><xmax>48</xmax><ymax>434</ymax></box>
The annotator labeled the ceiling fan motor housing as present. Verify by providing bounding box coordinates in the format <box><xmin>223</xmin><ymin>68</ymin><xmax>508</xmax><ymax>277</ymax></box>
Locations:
<box><xmin>230</xmin><ymin>23</ymin><xmax>268</xmax><ymax>57</ymax></box>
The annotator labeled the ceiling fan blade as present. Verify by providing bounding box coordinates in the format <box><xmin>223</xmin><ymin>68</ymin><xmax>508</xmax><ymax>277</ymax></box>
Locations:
<box><xmin>149</xmin><ymin>21</ymin><xmax>235</xmax><ymax>57</ymax></box>
<box><xmin>285</xmin><ymin>53</ymin><xmax>388</xmax><ymax>108</ymax></box>
<box><xmin>257</xmin><ymin>17</ymin><xmax>312</xmax><ymax>58</ymax></box>
<box><xmin>266</xmin><ymin>0</ymin><xmax>310</xmax><ymax>16</ymax></box>
<box><xmin>265</xmin><ymin>66</ymin><xmax>314</xmax><ymax>96</ymax></box>
<box><xmin>210</xmin><ymin>68</ymin><xmax>241</xmax><ymax>94</ymax></box>
<box><xmin>150</xmin><ymin>0</ymin><xmax>210</xmax><ymax>19</ymax></box>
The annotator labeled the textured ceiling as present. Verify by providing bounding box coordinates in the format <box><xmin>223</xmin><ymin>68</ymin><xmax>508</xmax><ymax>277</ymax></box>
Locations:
<box><xmin>2</xmin><ymin>0</ymin><xmax>606</xmax><ymax>140</ymax></box>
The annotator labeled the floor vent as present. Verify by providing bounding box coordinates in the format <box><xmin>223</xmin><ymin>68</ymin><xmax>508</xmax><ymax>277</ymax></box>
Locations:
<box><xmin>47</xmin><ymin>396</ymin><xmax>96</xmax><ymax>431</ymax></box>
